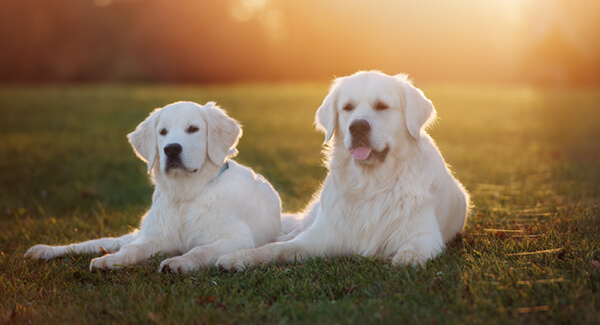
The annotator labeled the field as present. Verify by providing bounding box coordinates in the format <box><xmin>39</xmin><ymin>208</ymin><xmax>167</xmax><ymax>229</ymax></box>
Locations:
<box><xmin>1</xmin><ymin>84</ymin><xmax>599</xmax><ymax>324</ymax></box>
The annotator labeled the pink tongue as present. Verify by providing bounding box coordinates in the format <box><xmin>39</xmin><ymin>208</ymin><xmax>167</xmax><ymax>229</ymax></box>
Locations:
<box><xmin>351</xmin><ymin>147</ymin><xmax>372</xmax><ymax>160</ymax></box>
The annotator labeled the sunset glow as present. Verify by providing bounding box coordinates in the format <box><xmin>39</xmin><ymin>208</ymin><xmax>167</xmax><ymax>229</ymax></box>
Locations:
<box><xmin>0</xmin><ymin>0</ymin><xmax>598</xmax><ymax>84</ymax></box>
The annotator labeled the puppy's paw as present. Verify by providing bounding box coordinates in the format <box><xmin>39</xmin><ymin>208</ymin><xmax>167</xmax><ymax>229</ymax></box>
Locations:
<box><xmin>215</xmin><ymin>252</ymin><xmax>250</xmax><ymax>272</ymax></box>
<box><xmin>392</xmin><ymin>248</ymin><xmax>427</xmax><ymax>267</ymax></box>
<box><xmin>159</xmin><ymin>257</ymin><xmax>199</xmax><ymax>274</ymax></box>
<box><xmin>90</xmin><ymin>254</ymin><xmax>125</xmax><ymax>272</ymax></box>
<box><xmin>24</xmin><ymin>245</ymin><xmax>59</xmax><ymax>260</ymax></box>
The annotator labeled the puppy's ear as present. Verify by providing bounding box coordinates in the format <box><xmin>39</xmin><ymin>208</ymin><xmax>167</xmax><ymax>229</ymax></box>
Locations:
<box><xmin>397</xmin><ymin>75</ymin><xmax>437</xmax><ymax>140</ymax></box>
<box><xmin>127</xmin><ymin>107</ymin><xmax>161</xmax><ymax>173</ymax></box>
<box><xmin>315</xmin><ymin>77</ymin><xmax>343</xmax><ymax>143</ymax></box>
<box><xmin>204</xmin><ymin>102</ymin><xmax>242</xmax><ymax>165</ymax></box>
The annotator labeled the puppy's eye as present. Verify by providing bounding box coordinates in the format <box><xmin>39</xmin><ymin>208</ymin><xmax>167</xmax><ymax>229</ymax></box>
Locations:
<box><xmin>186</xmin><ymin>125</ymin><xmax>199</xmax><ymax>134</ymax></box>
<box><xmin>375</xmin><ymin>101</ymin><xmax>389</xmax><ymax>111</ymax></box>
<box><xmin>343</xmin><ymin>102</ymin><xmax>354</xmax><ymax>111</ymax></box>
<box><xmin>159</xmin><ymin>128</ymin><xmax>168</xmax><ymax>136</ymax></box>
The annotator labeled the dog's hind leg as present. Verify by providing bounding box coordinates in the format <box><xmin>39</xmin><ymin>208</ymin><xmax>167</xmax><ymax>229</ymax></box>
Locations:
<box><xmin>24</xmin><ymin>230</ymin><xmax>139</xmax><ymax>260</ymax></box>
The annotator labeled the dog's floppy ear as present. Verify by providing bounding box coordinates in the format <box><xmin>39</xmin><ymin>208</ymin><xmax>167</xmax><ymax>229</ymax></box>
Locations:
<box><xmin>397</xmin><ymin>75</ymin><xmax>437</xmax><ymax>140</ymax></box>
<box><xmin>203</xmin><ymin>102</ymin><xmax>242</xmax><ymax>165</ymax></box>
<box><xmin>316</xmin><ymin>77</ymin><xmax>344</xmax><ymax>143</ymax></box>
<box><xmin>128</xmin><ymin>107</ymin><xmax>161</xmax><ymax>173</ymax></box>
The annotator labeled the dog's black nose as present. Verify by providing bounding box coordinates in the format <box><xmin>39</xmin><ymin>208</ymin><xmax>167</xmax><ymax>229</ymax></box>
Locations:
<box><xmin>164</xmin><ymin>143</ymin><xmax>182</xmax><ymax>157</ymax></box>
<box><xmin>349</xmin><ymin>119</ymin><xmax>371</xmax><ymax>137</ymax></box>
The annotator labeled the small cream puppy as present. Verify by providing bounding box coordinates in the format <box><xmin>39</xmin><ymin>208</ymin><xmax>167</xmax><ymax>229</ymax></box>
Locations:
<box><xmin>217</xmin><ymin>71</ymin><xmax>469</xmax><ymax>270</ymax></box>
<box><xmin>25</xmin><ymin>101</ymin><xmax>281</xmax><ymax>273</ymax></box>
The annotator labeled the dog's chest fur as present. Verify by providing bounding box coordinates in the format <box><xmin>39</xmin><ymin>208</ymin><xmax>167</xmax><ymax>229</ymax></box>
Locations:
<box><xmin>141</xmin><ymin>177</ymin><xmax>222</xmax><ymax>254</ymax></box>
<box><xmin>320</xmin><ymin>156</ymin><xmax>432</xmax><ymax>256</ymax></box>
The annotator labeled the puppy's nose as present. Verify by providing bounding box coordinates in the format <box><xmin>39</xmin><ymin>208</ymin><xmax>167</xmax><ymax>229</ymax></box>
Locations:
<box><xmin>164</xmin><ymin>143</ymin><xmax>182</xmax><ymax>157</ymax></box>
<box><xmin>349</xmin><ymin>119</ymin><xmax>371</xmax><ymax>137</ymax></box>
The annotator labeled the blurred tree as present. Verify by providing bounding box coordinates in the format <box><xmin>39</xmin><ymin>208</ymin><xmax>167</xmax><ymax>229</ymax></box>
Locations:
<box><xmin>0</xmin><ymin>0</ymin><xmax>133</xmax><ymax>82</ymax></box>
<box><xmin>517</xmin><ymin>0</ymin><xmax>600</xmax><ymax>86</ymax></box>
<box><xmin>0</xmin><ymin>0</ymin><xmax>597</xmax><ymax>85</ymax></box>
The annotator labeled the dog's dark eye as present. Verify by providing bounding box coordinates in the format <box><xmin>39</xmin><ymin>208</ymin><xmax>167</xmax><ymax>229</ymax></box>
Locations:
<box><xmin>375</xmin><ymin>101</ymin><xmax>389</xmax><ymax>111</ymax></box>
<box><xmin>159</xmin><ymin>128</ymin><xmax>168</xmax><ymax>136</ymax></box>
<box><xmin>186</xmin><ymin>125</ymin><xmax>199</xmax><ymax>134</ymax></box>
<box><xmin>343</xmin><ymin>102</ymin><xmax>354</xmax><ymax>111</ymax></box>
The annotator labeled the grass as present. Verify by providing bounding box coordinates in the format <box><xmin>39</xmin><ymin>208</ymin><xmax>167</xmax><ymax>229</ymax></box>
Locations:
<box><xmin>1</xmin><ymin>83</ymin><xmax>599</xmax><ymax>324</ymax></box>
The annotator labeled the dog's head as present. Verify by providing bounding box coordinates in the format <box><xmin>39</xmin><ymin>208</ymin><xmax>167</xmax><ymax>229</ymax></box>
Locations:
<box><xmin>127</xmin><ymin>101</ymin><xmax>241</xmax><ymax>176</ymax></box>
<box><xmin>316</xmin><ymin>71</ymin><xmax>436</xmax><ymax>166</ymax></box>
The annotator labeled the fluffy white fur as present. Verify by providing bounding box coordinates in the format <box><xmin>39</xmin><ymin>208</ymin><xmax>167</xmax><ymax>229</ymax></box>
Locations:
<box><xmin>217</xmin><ymin>71</ymin><xmax>469</xmax><ymax>270</ymax></box>
<box><xmin>25</xmin><ymin>101</ymin><xmax>282</xmax><ymax>273</ymax></box>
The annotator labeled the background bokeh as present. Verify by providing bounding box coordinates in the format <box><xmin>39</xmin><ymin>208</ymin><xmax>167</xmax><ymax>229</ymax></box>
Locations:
<box><xmin>1</xmin><ymin>0</ymin><xmax>599</xmax><ymax>85</ymax></box>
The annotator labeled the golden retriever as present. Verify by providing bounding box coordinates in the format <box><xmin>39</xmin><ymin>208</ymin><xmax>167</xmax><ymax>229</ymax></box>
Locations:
<box><xmin>217</xmin><ymin>71</ymin><xmax>469</xmax><ymax>270</ymax></box>
<box><xmin>25</xmin><ymin>101</ymin><xmax>282</xmax><ymax>273</ymax></box>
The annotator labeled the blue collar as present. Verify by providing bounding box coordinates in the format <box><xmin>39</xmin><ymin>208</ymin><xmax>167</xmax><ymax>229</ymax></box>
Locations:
<box><xmin>210</xmin><ymin>161</ymin><xmax>229</xmax><ymax>183</ymax></box>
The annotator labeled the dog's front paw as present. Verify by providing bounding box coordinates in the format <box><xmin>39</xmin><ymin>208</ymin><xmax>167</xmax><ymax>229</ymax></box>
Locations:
<box><xmin>24</xmin><ymin>244</ymin><xmax>60</xmax><ymax>260</ymax></box>
<box><xmin>392</xmin><ymin>248</ymin><xmax>427</xmax><ymax>266</ymax></box>
<box><xmin>159</xmin><ymin>257</ymin><xmax>199</xmax><ymax>274</ymax></box>
<box><xmin>216</xmin><ymin>251</ymin><xmax>251</xmax><ymax>272</ymax></box>
<box><xmin>90</xmin><ymin>254</ymin><xmax>126</xmax><ymax>272</ymax></box>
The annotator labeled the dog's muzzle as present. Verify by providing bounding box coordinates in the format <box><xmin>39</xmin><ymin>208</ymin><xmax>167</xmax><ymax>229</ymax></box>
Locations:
<box><xmin>348</xmin><ymin>119</ymin><xmax>389</xmax><ymax>163</ymax></box>
<box><xmin>164</xmin><ymin>143</ymin><xmax>184</xmax><ymax>172</ymax></box>
<box><xmin>164</xmin><ymin>143</ymin><xmax>182</xmax><ymax>157</ymax></box>
<box><xmin>349</xmin><ymin>119</ymin><xmax>370</xmax><ymax>139</ymax></box>
<box><xmin>349</xmin><ymin>119</ymin><xmax>372</xmax><ymax>160</ymax></box>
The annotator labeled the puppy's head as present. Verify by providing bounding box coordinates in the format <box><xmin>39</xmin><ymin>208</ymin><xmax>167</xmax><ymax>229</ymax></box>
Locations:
<box><xmin>316</xmin><ymin>71</ymin><xmax>436</xmax><ymax>166</ymax></box>
<box><xmin>128</xmin><ymin>101</ymin><xmax>241</xmax><ymax>176</ymax></box>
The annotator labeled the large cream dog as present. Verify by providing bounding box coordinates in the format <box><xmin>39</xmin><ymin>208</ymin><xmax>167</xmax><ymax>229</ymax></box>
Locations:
<box><xmin>217</xmin><ymin>71</ymin><xmax>469</xmax><ymax>270</ymax></box>
<box><xmin>25</xmin><ymin>101</ymin><xmax>281</xmax><ymax>273</ymax></box>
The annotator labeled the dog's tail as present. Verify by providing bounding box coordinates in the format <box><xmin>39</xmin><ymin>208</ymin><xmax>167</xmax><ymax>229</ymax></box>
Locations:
<box><xmin>278</xmin><ymin>213</ymin><xmax>304</xmax><ymax>241</ymax></box>
<box><xmin>277</xmin><ymin>201</ymin><xmax>319</xmax><ymax>242</ymax></box>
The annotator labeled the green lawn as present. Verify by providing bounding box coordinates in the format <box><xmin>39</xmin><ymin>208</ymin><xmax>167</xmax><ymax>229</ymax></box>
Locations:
<box><xmin>1</xmin><ymin>84</ymin><xmax>599</xmax><ymax>324</ymax></box>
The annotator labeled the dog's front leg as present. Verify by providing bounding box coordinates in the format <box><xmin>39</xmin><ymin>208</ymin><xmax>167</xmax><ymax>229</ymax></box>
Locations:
<box><xmin>391</xmin><ymin>231</ymin><xmax>444</xmax><ymax>266</ymax></box>
<box><xmin>159</xmin><ymin>235</ymin><xmax>255</xmax><ymax>274</ymax></box>
<box><xmin>89</xmin><ymin>240</ymin><xmax>161</xmax><ymax>271</ymax></box>
<box><xmin>216</xmin><ymin>225</ymin><xmax>335</xmax><ymax>271</ymax></box>
<box><xmin>391</xmin><ymin>209</ymin><xmax>444</xmax><ymax>266</ymax></box>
